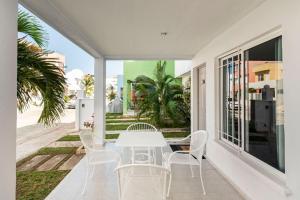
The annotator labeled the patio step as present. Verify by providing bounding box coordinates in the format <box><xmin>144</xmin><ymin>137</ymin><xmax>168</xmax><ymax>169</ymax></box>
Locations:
<box><xmin>18</xmin><ymin>155</ymin><xmax>50</xmax><ymax>171</ymax></box>
<box><xmin>47</xmin><ymin>141</ymin><xmax>82</xmax><ymax>148</ymax></box>
<box><xmin>36</xmin><ymin>154</ymin><xmax>68</xmax><ymax>171</ymax></box>
<box><xmin>58</xmin><ymin>155</ymin><xmax>84</xmax><ymax>170</ymax></box>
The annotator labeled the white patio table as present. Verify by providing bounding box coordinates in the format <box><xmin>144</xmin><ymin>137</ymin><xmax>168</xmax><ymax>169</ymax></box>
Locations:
<box><xmin>115</xmin><ymin>131</ymin><xmax>167</xmax><ymax>165</ymax></box>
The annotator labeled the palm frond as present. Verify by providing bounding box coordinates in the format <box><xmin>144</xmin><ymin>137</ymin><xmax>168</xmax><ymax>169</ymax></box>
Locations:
<box><xmin>18</xmin><ymin>10</ymin><xmax>48</xmax><ymax>47</ymax></box>
<box><xmin>17</xmin><ymin>39</ymin><xmax>66</xmax><ymax>125</ymax></box>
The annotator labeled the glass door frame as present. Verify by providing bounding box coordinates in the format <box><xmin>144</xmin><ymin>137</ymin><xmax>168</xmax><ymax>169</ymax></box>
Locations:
<box><xmin>216</xmin><ymin>29</ymin><xmax>285</xmax><ymax>177</ymax></box>
<box><xmin>218</xmin><ymin>50</ymin><xmax>244</xmax><ymax>151</ymax></box>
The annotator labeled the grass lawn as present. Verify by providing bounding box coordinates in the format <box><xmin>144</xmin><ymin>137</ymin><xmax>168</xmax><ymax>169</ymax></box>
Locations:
<box><xmin>57</xmin><ymin>134</ymin><xmax>120</xmax><ymax>140</ymax></box>
<box><xmin>105</xmin><ymin>134</ymin><xmax>120</xmax><ymax>139</ymax></box>
<box><xmin>106</xmin><ymin>124</ymin><xmax>130</xmax><ymax>130</ymax></box>
<box><xmin>106</xmin><ymin>122</ymin><xmax>189</xmax><ymax>130</ymax></box>
<box><xmin>37</xmin><ymin>147</ymin><xmax>78</xmax><ymax>155</ymax></box>
<box><xmin>162</xmin><ymin>131</ymin><xmax>190</xmax><ymax>138</ymax></box>
<box><xmin>57</xmin><ymin>135</ymin><xmax>81</xmax><ymax>141</ymax></box>
<box><xmin>58</xmin><ymin>134</ymin><xmax>118</xmax><ymax>141</ymax></box>
<box><xmin>17</xmin><ymin>147</ymin><xmax>78</xmax><ymax>169</ymax></box>
<box><xmin>106</xmin><ymin>119</ymin><xmax>149</xmax><ymax>124</ymax></box>
<box><xmin>106</xmin><ymin>113</ymin><xmax>123</xmax><ymax>116</ymax></box>
<box><xmin>16</xmin><ymin>170</ymin><xmax>69</xmax><ymax>200</ymax></box>
<box><xmin>105</xmin><ymin>113</ymin><xmax>126</xmax><ymax>119</ymax></box>
<box><xmin>105</xmin><ymin>132</ymin><xmax>191</xmax><ymax>139</ymax></box>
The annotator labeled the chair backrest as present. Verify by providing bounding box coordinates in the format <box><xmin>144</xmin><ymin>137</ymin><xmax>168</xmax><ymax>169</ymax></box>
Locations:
<box><xmin>115</xmin><ymin>164</ymin><xmax>170</xmax><ymax>200</ymax></box>
<box><xmin>79</xmin><ymin>130</ymin><xmax>96</xmax><ymax>153</ymax></box>
<box><xmin>190</xmin><ymin>130</ymin><xmax>208</xmax><ymax>160</ymax></box>
<box><xmin>79</xmin><ymin>131</ymin><xmax>120</xmax><ymax>164</ymax></box>
<box><xmin>126</xmin><ymin>122</ymin><xmax>157</xmax><ymax>132</ymax></box>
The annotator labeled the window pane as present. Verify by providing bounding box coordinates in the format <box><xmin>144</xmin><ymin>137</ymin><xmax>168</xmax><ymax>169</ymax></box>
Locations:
<box><xmin>228</xmin><ymin>61</ymin><xmax>233</xmax><ymax>142</ymax></box>
<box><xmin>222</xmin><ymin>64</ymin><xmax>228</xmax><ymax>138</ymax></box>
<box><xmin>244</xmin><ymin>36</ymin><xmax>285</xmax><ymax>172</ymax></box>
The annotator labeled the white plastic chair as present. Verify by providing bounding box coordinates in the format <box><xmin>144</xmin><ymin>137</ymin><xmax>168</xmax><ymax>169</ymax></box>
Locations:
<box><xmin>126</xmin><ymin>123</ymin><xmax>157</xmax><ymax>164</ymax></box>
<box><xmin>126</xmin><ymin>122</ymin><xmax>157</xmax><ymax>132</ymax></box>
<box><xmin>163</xmin><ymin>130</ymin><xmax>208</xmax><ymax>196</ymax></box>
<box><xmin>115</xmin><ymin>164</ymin><xmax>170</xmax><ymax>200</ymax></box>
<box><xmin>79</xmin><ymin>131</ymin><xmax>121</xmax><ymax>195</ymax></box>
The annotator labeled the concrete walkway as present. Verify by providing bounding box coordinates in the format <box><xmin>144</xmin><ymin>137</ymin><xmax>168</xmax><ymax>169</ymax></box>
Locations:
<box><xmin>17</xmin><ymin>122</ymin><xmax>77</xmax><ymax>161</ymax></box>
<box><xmin>17</xmin><ymin>107</ymin><xmax>77</xmax><ymax>161</ymax></box>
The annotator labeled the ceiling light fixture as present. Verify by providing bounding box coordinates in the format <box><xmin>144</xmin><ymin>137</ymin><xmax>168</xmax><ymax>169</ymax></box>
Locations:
<box><xmin>161</xmin><ymin>32</ymin><xmax>168</xmax><ymax>36</ymax></box>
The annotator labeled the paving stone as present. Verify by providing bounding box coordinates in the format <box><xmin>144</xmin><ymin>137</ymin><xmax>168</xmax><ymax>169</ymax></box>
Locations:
<box><xmin>18</xmin><ymin>155</ymin><xmax>50</xmax><ymax>171</ymax></box>
<box><xmin>47</xmin><ymin>141</ymin><xmax>82</xmax><ymax>147</ymax></box>
<box><xmin>58</xmin><ymin>154</ymin><xmax>84</xmax><ymax>170</ymax></box>
<box><xmin>37</xmin><ymin>154</ymin><xmax>68</xmax><ymax>171</ymax></box>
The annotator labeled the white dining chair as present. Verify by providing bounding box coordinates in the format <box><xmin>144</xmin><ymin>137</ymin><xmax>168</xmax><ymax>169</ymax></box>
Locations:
<box><xmin>163</xmin><ymin>130</ymin><xmax>208</xmax><ymax>196</ymax></box>
<box><xmin>115</xmin><ymin>164</ymin><xmax>170</xmax><ymax>200</ymax></box>
<box><xmin>126</xmin><ymin>122</ymin><xmax>157</xmax><ymax>164</ymax></box>
<box><xmin>126</xmin><ymin>122</ymin><xmax>158</xmax><ymax>132</ymax></box>
<box><xmin>79</xmin><ymin>131</ymin><xmax>121</xmax><ymax>195</ymax></box>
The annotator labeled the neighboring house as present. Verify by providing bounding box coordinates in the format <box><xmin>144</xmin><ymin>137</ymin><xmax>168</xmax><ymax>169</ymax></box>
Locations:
<box><xmin>175</xmin><ymin>60</ymin><xmax>192</xmax><ymax>89</ymax></box>
<box><xmin>65</xmin><ymin>69</ymin><xmax>84</xmax><ymax>97</ymax></box>
<box><xmin>122</xmin><ymin>60</ymin><xmax>177</xmax><ymax>115</ymax></box>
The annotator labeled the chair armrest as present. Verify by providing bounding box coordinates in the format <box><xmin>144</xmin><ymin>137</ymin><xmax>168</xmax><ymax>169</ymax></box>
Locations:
<box><xmin>167</xmin><ymin>135</ymin><xmax>191</xmax><ymax>143</ymax></box>
<box><xmin>165</xmin><ymin>150</ymin><xmax>190</xmax><ymax>168</ymax></box>
<box><xmin>173</xmin><ymin>150</ymin><xmax>190</xmax><ymax>154</ymax></box>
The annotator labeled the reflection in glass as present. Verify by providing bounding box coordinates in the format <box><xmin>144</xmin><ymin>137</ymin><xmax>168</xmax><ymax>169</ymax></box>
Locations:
<box><xmin>244</xmin><ymin>36</ymin><xmax>285</xmax><ymax>172</ymax></box>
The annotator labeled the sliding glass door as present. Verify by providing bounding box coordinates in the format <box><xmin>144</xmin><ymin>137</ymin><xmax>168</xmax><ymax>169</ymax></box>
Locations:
<box><xmin>219</xmin><ymin>36</ymin><xmax>285</xmax><ymax>172</ymax></box>
<box><xmin>244</xmin><ymin>36</ymin><xmax>284</xmax><ymax>172</ymax></box>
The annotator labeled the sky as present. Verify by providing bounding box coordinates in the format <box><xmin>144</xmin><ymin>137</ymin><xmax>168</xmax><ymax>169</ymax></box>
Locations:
<box><xmin>19</xmin><ymin>5</ymin><xmax>123</xmax><ymax>77</ymax></box>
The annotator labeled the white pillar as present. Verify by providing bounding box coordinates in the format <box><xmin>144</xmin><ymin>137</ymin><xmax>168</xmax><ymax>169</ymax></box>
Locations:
<box><xmin>94</xmin><ymin>57</ymin><xmax>106</xmax><ymax>145</ymax></box>
<box><xmin>0</xmin><ymin>0</ymin><xmax>17</xmax><ymax>199</ymax></box>
<box><xmin>191</xmin><ymin>67</ymin><xmax>198</xmax><ymax>132</ymax></box>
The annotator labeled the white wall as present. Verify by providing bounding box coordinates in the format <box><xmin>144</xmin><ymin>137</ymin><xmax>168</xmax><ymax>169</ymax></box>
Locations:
<box><xmin>0</xmin><ymin>0</ymin><xmax>17</xmax><ymax>199</ymax></box>
<box><xmin>191</xmin><ymin>0</ymin><xmax>300</xmax><ymax>199</ymax></box>
<box><xmin>75</xmin><ymin>99</ymin><xmax>94</xmax><ymax>130</ymax></box>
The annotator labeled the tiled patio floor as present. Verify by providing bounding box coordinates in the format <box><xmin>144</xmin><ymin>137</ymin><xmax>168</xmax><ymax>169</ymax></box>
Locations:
<box><xmin>45</xmin><ymin>143</ymin><xmax>244</xmax><ymax>200</ymax></box>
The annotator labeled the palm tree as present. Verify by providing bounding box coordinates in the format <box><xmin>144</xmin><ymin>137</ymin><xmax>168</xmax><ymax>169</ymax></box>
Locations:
<box><xmin>81</xmin><ymin>74</ymin><xmax>94</xmax><ymax>97</ymax></box>
<box><xmin>106</xmin><ymin>85</ymin><xmax>117</xmax><ymax>102</ymax></box>
<box><xmin>18</xmin><ymin>10</ymin><xmax>66</xmax><ymax>125</ymax></box>
<box><xmin>133</xmin><ymin>61</ymin><xmax>185</xmax><ymax>127</ymax></box>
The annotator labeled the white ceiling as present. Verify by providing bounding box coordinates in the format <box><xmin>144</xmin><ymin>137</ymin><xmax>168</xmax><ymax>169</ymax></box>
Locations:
<box><xmin>21</xmin><ymin>0</ymin><xmax>265</xmax><ymax>59</ymax></box>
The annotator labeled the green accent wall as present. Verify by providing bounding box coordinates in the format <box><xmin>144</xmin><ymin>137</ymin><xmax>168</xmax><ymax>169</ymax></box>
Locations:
<box><xmin>123</xmin><ymin>60</ymin><xmax>175</xmax><ymax>114</ymax></box>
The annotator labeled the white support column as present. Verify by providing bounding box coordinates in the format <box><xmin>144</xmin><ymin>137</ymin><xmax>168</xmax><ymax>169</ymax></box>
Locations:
<box><xmin>0</xmin><ymin>0</ymin><xmax>17</xmax><ymax>199</ymax></box>
<box><xmin>94</xmin><ymin>57</ymin><xmax>106</xmax><ymax>145</ymax></box>
<box><xmin>191</xmin><ymin>67</ymin><xmax>198</xmax><ymax>132</ymax></box>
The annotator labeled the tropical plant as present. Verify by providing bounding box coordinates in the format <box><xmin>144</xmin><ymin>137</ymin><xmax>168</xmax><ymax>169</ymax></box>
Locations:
<box><xmin>133</xmin><ymin>61</ymin><xmax>186</xmax><ymax>127</ymax></box>
<box><xmin>106</xmin><ymin>85</ymin><xmax>117</xmax><ymax>102</ymax></box>
<box><xmin>81</xmin><ymin>74</ymin><xmax>94</xmax><ymax>97</ymax></box>
<box><xmin>177</xmin><ymin>77</ymin><xmax>191</xmax><ymax>127</ymax></box>
<box><xmin>18</xmin><ymin>10</ymin><xmax>66</xmax><ymax>125</ymax></box>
